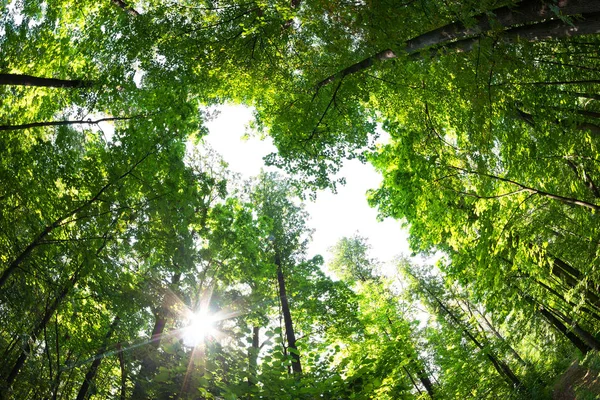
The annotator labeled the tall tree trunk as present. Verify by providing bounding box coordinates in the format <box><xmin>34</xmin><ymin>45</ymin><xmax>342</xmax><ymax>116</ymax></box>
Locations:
<box><xmin>116</xmin><ymin>342</ymin><xmax>127</xmax><ymax>400</ymax></box>
<box><xmin>131</xmin><ymin>273</ymin><xmax>181</xmax><ymax>399</ymax></box>
<box><xmin>534</xmin><ymin>278</ymin><xmax>600</xmax><ymax>323</ymax></box>
<box><xmin>421</xmin><ymin>282</ymin><xmax>523</xmax><ymax>389</ymax></box>
<box><xmin>0</xmin><ymin>73</ymin><xmax>92</xmax><ymax>88</ymax></box>
<box><xmin>317</xmin><ymin>2</ymin><xmax>600</xmax><ymax>87</ymax></box>
<box><xmin>0</xmin><ymin>115</ymin><xmax>144</xmax><ymax>132</ymax></box>
<box><xmin>248</xmin><ymin>326</ymin><xmax>260</xmax><ymax>387</ymax></box>
<box><xmin>0</xmin><ymin>150</ymin><xmax>153</xmax><ymax>289</ymax></box>
<box><xmin>403</xmin><ymin>366</ymin><xmax>423</xmax><ymax>396</ymax></box>
<box><xmin>414</xmin><ymin>362</ymin><xmax>435</xmax><ymax>398</ymax></box>
<box><xmin>1</xmin><ymin>233</ymin><xmax>110</xmax><ymax>393</ymax></box>
<box><xmin>538</xmin><ymin>306</ymin><xmax>591</xmax><ymax>354</ymax></box>
<box><xmin>75</xmin><ymin>317</ymin><xmax>120</xmax><ymax>400</ymax></box>
<box><xmin>549</xmin><ymin>256</ymin><xmax>600</xmax><ymax>309</ymax></box>
<box><xmin>549</xmin><ymin>307</ymin><xmax>600</xmax><ymax>351</ymax></box>
<box><xmin>275</xmin><ymin>253</ymin><xmax>302</xmax><ymax>374</ymax></box>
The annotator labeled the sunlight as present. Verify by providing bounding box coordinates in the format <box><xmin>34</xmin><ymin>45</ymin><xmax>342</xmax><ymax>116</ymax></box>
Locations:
<box><xmin>182</xmin><ymin>311</ymin><xmax>216</xmax><ymax>347</ymax></box>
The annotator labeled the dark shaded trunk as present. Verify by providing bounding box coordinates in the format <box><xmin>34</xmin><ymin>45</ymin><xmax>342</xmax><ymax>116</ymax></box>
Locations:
<box><xmin>550</xmin><ymin>257</ymin><xmax>600</xmax><ymax>309</ymax></box>
<box><xmin>0</xmin><ymin>150</ymin><xmax>153</xmax><ymax>289</ymax></box>
<box><xmin>111</xmin><ymin>0</ymin><xmax>139</xmax><ymax>15</ymax></box>
<box><xmin>538</xmin><ymin>306</ymin><xmax>591</xmax><ymax>354</ymax></box>
<box><xmin>116</xmin><ymin>343</ymin><xmax>126</xmax><ymax>400</ymax></box>
<box><xmin>560</xmin><ymin>91</ymin><xmax>600</xmax><ymax>101</ymax></box>
<box><xmin>414</xmin><ymin>363</ymin><xmax>435</xmax><ymax>398</ymax></box>
<box><xmin>75</xmin><ymin>317</ymin><xmax>120</xmax><ymax>400</ymax></box>
<box><xmin>534</xmin><ymin>278</ymin><xmax>600</xmax><ymax>323</ymax></box>
<box><xmin>0</xmin><ymin>73</ymin><xmax>92</xmax><ymax>88</ymax></box>
<box><xmin>403</xmin><ymin>366</ymin><xmax>423</xmax><ymax>396</ymax></box>
<box><xmin>474</xmin><ymin>309</ymin><xmax>526</xmax><ymax>367</ymax></box>
<box><xmin>0</xmin><ymin>115</ymin><xmax>144</xmax><ymax>132</ymax></box>
<box><xmin>248</xmin><ymin>326</ymin><xmax>259</xmax><ymax>387</ymax></box>
<box><xmin>275</xmin><ymin>253</ymin><xmax>301</xmax><ymax>374</ymax></box>
<box><xmin>131</xmin><ymin>273</ymin><xmax>180</xmax><ymax>399</ymax></box>
<box><xmin>422</xmin><ymin>283</ymin><xmax>522</xmax><ymax>389</ymax></box>
<box><xmin>549</xmin><ymin>307</ymin><xmax>600</xmax><ymax>351</ymax></box>
<box><xmin>317</xmin><ymin>1</ymin><xmax>600</xmax><ymax>87</ymax></box>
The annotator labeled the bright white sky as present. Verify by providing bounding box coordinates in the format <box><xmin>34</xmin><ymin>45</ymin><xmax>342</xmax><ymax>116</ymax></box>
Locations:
<box><xmin>203</xmin><ymin>104</ymin><xmax>411</xmax><ymax>266</ymax></box>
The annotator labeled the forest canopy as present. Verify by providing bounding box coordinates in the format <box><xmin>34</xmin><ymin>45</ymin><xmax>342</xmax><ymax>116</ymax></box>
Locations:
<box><xmin>1</xmin><ymin>0</ymin><xmax>600</xmax><ymax>398</ymax></box>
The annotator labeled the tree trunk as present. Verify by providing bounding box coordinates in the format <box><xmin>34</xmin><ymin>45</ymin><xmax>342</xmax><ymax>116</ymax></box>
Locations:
<box><xmin>111</xmin><ymin>0</ymin><xmax>139</xmax><ymax>15</ymax></box>
<box><xmin>248</xmin><ymin>326</ymin><xmax>259</xmax><ymax>387</ymax></box>
<box><xmin>534</xmin><ymin>278</ymin><xmax>600</xmax><ymax>323</ymax></box>
<box><xmin>549</xmin><ymin>307</ymin><xmax>600</xmax><ymax>351</ymax></box>
<box><xmin>131</xmin><ymin>273</ymin><xmax>181</xmax><ymax>399</ymax></box>
<box><xmin>116</xmin><ymin>342</ymin><xmax>126</xmax><ymax>400</ymax></box>
<box><xmin>0</xmin><ymin>115</ymin><xmax>144</xmax><ymax>132</ymax></box>
<box><xmin>0</xmin><ymin>73</ymin><xmax>92</xmax><ymax>88</ymax></box>
<box><xmin>448</xmin><ymin>165</ymin><xmax>600</xmax><ymax>212</ymax></box>
<box><xmin>317</xmin><ymin>1</ymin><xmax>600</xmax><ymax>87</ymax></box>
<box><xmin>422</xmin><ymin>283</ymin><xmax>523</xmax><ymax>389</ymax></box>
<box><xmin>538</xmin><ymin>306</ymin><xmax>591</xmax><ymax>354</ymax></box>
<box><xmin>414</xmin><ymin>362</ymin><xmax>435</xmax><ymax>398</ymax></box>
<box><xmin>275</xmin><ymin>253</ymin><xmax>302</xmax><ymax>374</ymax></box>
<box><xmin>1</xmin><ymin>235</ymin><xmax>110</xmax><ymax>392</ymax></box>
<box><xmin>75</xmin><ymin>317</ymin><xmax>120</xmax><ymax>400</ymax></box>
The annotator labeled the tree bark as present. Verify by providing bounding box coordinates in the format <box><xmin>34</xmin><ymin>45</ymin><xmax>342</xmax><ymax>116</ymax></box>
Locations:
<box><xmin>131</xmin><ymin>273</ymin><xmax>181</xmax><ymax>399</ymax></box>
<box><xmin>1</xmin><ymin>236</ymin><xmax>110</xmax><ymax>392</ymax></box>
<box><xmin>538</xmin><ymin>306</ymin><xmax>591</xmax><ymax>354</ymax></box>
<box><xmin>0</xmin><ymin>115</ymin><xmax>144</xmax><ymax>132</ymax></box>
<box><xmin>248</xmin><ymin>326</ymin><xmax>259</xmax><ymax>387</ymax></box>
<box><xmin>0</xmin><ymin>73</ymin><xmax>92</xmax><ymax>88</ymax></box>
<box><xmin>422</xmin><ymin>282</ymin><xmax>523</xmax><ymax>389</ymax></box>
<box><xmin>275</xmin><ymin>253</ymin><xmax>302</xmax><ymax>374</ymax></box>
<box><xmin>75</xmin><ymin>317</ymin><xmax>120</xmax><ymax>400</ymax></box>
<box><xmin>317</xmin><ymin>1</ymin><xmax>600</xmax><ymax>87</ymax></box>
<box><xmin>111</xmin><ymin>0</ymin><xmax>139</xmax><ymax>16</ymax></box>
<box><xmin>549</xmin><ymin>307</ymin><xmax>600</xmax><ymax>351</ymax></box>
<box><xmin>414</xmin><ymin>363</ymin><xmax>435</xmax><ymax>398</ymax></box>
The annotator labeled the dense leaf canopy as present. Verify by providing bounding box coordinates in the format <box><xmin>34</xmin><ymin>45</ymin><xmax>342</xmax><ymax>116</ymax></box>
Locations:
<box><xmin>1</xmin><ymin>0</ymin><xmax>600</xmax><ymax>398</ymax></box>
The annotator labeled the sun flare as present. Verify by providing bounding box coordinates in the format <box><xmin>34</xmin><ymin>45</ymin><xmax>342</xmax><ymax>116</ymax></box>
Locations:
<box><xmin>183</xmin><ymin>311</ymin><xmax>216</xmax><ymax>346</ymax></box>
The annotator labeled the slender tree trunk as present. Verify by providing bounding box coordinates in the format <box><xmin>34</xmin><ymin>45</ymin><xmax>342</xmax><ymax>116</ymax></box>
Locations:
<box><xmin>248</xmin><ymin>326</ymin><xmax>259</xmax><ymax>387</ymax></box>
<box><xmin>0</xmin><ymin>150</ymin><xmax>153</xmax><ymax>289</ymax></box>
<box><xmin>1</xmin><ymin>235</ymin><xmax>110</xmax><ymax>392</ymax></box>
<box><xmin>131</xmin><ymin>273</ymin><xmax>180</xmax><ymax>399</ymax></box>
<box><xmin>317</xmin><ymin>1</ymin><xmax>600</xmax><ymax>87</ymax></box>
<box><xmin>474</xmin><ymin>308</ymin><xmax>527</xmax><ymax>367</ymax></box>
<box><xmin>549</xmin><ymin>257</ymin><xmax>600</xmax><ymax>309</ymax></box>
<box><xmin>0</xmin><ymin>115</ymin><xmax>144</xmax><ymax>132</ymax></box>
<box><xmin>566</xmin><ymin>160</ymin><xmax>600</xmax><ymax>199</ymax></box>
<box><xmin>549</xmin><ymin>307</ymin><xmax>600</xmax><ymax>351</ymax></box>
<box><xmin>538</xmin><ymin>306</ymin><xmax>591</xmax><ymax>354</ymax></box>
<box><xmin>422</xmin><ymin>283</ymin><xmax>522</xmax><ymax>389</ymax></box>
<box><xmin>116</xmin><ymin>342</ymin><xmax>126</xmax><ymax>400</ymax></box>
<box><xmin>0</xmin><ymin>73</ymin><xmax>92</xmax><ymax>88</ymax></box>
<box><xmin>534</xmin><ymin>278</ymin><xmax>600</xmax><ymax>323</ymax></box>
<box><xmin>75</xmin><ymin>317</ymin><xmax>120</xmax><ymax>400</ymax></box>
<box><xmin>403</xmin><ymin>365</ymin><xmax>423</xmax><ymax>396</ymax></box>
<box><xmin>275</xmin><ymin>253</ymin><xmax>302</xmax><ymax>374</ymax></box>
